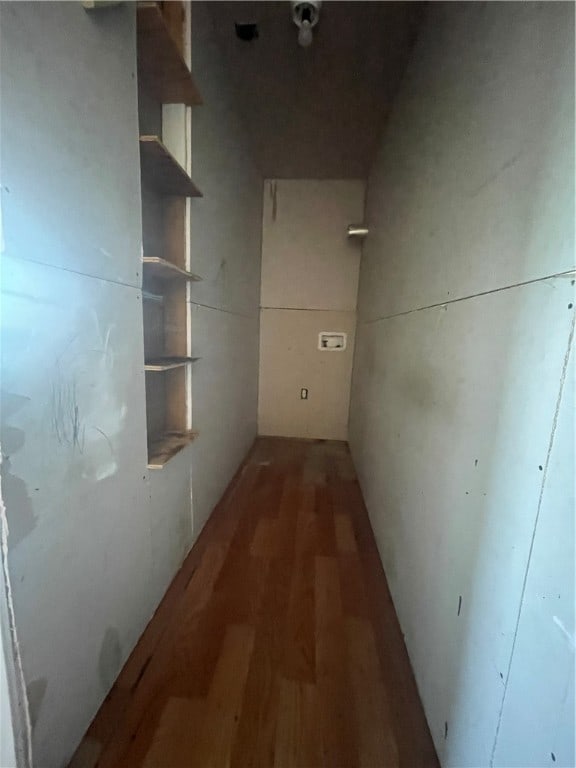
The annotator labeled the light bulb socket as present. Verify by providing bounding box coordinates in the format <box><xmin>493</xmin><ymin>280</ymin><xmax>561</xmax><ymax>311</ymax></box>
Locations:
<box><xmin>291</xmin><ymin>1</ymin><xmax>321</xmax><ymax>47</ymax></box>
<box><xmin>298</xmin><ymin>21</ymin><xmax>313</xmax><ymax>47</ymax></box>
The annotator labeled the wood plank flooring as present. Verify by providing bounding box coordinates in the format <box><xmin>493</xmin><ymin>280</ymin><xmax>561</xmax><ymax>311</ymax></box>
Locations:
<box><xmin>69</xmin><ymin>438</ymin><xmax>438</xmax><ymax>768</ymax></box>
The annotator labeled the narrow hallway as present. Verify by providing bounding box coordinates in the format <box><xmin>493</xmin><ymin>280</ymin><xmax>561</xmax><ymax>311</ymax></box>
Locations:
<box><xmin>1</xmin><ymin>3</ymin><xmax>573</xmax><ymax>766</ymax></box>
<box><xmin>71</xmin><ymin>439</ymin><xmax>438</xmax><ymax>768</ymax></box>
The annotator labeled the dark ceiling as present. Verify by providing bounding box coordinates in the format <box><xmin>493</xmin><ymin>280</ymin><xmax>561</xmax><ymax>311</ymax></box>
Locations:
<box><xmin>207</xmin><ymin>1</ymin><xmax>423</xmax><ymax>178</ymax></box>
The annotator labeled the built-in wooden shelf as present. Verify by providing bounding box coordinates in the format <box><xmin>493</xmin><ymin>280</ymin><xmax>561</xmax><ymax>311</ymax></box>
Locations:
<box><xmin>143</xmin><ymin>257</ymin><xmax>202</xmax><ymax>282</ymax></box>
<box><xmin>138</xmin><ymin>3</ymin><xmax>201</xmax><ymax>470</ymax></box>
<box><xmin>137</xmin><ymin>2</ymin><xmax>202</xmax><ymax>107</ymax></box>
<box><xmin>139</xmin><ymin>136</ymin><xmax>203</xmax><ymax>198</ymax></box>
<box><xmin>147</xmin><ymin>430</ymin><xmax>198</xmax><ymax>469</ymax></box>
<box><xmin>145</xmin><ymin>356</ymin><xmax>200</xmax><ymax>371</ymax></box>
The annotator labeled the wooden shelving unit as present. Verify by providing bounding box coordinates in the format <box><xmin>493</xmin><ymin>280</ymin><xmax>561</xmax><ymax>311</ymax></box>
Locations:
<box><xmin>137</xmin><ymin>2</ymin><xmax>202</xmax><ymax>107</ymax></box>
<box><xmin>143</xmin><ymin>256</ymin><xmax>202</xmax><ymax>282</ymax></box>
<box><xmin>137</xmin><ymin>1</ymin><xmax>203</xmax><ymax>468</ymax></box>
<box><xmin>145</xmin><ymin>356</ymin><xmax>200</xmax><ymax>371</ymax></box>
<box><xmin>147</xmin><ymin>430</ymin><xmax>199</xmax><ymax>469</ymax></box>
<box><xmin>140</xmin><ymin>136</ymin><xmax>202</xmax><ymax>197</ymax></box>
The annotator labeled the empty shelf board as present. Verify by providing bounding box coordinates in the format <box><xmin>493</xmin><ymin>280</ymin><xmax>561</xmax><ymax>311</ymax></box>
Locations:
<box><xmin>147</xmin><ymin>430</ymin><xmax>198</xmax><ymax>469</ymax></box>
<box><xmin>145</xmin><ymin>356</ymin><xmax>200</xmax><ymax>371</ymax></box>
<box><xmin>140</xmin><ymin>136</ymin><xmax>202</xmax><ymax>197</ymax></box>
<box><xmin>143</xmin><ymin>257</ymin><xmax>202</xmax><ymax>282</ymax></box>
<box><xmin>137</xmin><ymin>2</ymin><xmax>202</xmax><ymax>106</ymax></box>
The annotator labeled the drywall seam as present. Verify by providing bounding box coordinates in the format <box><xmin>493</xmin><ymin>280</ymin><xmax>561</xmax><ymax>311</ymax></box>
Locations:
<box><xmin>189</xmin><ymin>301</ymin><xmax>257</xmax><ymax>319</ymax></box>
<box><xmin>0</xmin><ymin>465</ymin><xmax>33</xmax><ymax>768</ymax></box>
<box><xmin>1</xmin><ymin>252</ymin><xmax>142</xmax><ymax>292</ymax></box>
<box><xmin>260</xmin><ymin>306</ymin><xmax>357</xmax><ymax>313</ymax></box>
<box><xmin>489</xmin><ymin>314</ymin><xmax>575</xmax><ymax>767</ymax></box>
<box><xmin>362</xmin><ymin>269</ymin><xmax>576</xmax><ymax>325</ymax></box>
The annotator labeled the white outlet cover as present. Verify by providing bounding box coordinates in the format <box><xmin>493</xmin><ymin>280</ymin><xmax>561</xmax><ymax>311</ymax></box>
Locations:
<box><xmin>318</xmin><ymin>332</ymin><xmax>347</xmax><ymax>351</ymax></box>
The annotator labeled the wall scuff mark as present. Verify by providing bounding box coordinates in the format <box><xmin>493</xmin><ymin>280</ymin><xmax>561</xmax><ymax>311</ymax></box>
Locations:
<box><xmin>552</xmin><ymin>616</ymin><xmax>575</xmax><ymax>651</ymax></box>
<box><xmin>50</xmin><ymin>371</ymin><xmax>85</xmax><ymax>452</ymax></box>
<box><xmin>467</xmin><ymin>151</ymin><xmax>524</xmax><ymax>199</ymax></box>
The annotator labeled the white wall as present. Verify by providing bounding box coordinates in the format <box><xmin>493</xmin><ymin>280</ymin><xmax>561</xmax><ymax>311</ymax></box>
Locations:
<box><xmin>0</xmin><ymin>3</ymin><xmax>261</xmax><ymax>766</ymax></box>
<box><xmin>349</xmin><ymin>3</ymin><xmax>575</xmax><ymax>767</ymax></box>
<box><xmin>258</xmin><ymin>180</ymin><xmax>364</xmax><ymax>440</ymax></box>
<box><xmin>493</xmin><ymin>346</ymin><xmax>574</xmax><ymax>767</ymax></box>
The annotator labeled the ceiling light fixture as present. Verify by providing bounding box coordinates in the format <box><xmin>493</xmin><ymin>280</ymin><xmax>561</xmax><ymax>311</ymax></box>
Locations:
<box><xmin>291</xmin><ymin>1</ymin><xmax>321</xmax><ymax>48</ymax></box>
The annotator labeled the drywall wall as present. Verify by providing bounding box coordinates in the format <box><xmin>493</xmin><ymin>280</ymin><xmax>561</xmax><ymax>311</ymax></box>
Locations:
<box><xmin>0</xmin><ymin>3</ymin><xmax>261</xmax><ymax>766</ymax></box>
<box><xmin>208</xmin><ymin>2</ymin><xmax>423</xmax><ymax>178</ymax></box>
<box><xmin>188</xmin><ymin>1</ymin><xmax>262</xmax><ymax>529</ymax></box>
<box><xmin>258</xmin><ymin>180</ymin><xmax>363</xmax><ymax>440</ymax></box>
<box><xmin>259</xmin><ymin>309</ymin><xmax>356</xmax><ymax>440</ymax></box>
<box><xmin>260</xmin><ymin>180</ymin><xmax>363</xmax><ymax>312</ymax></box>
<box><xmin>493</xmin><ymin>345</ymin><xmax>574</xmax><ymax>767</ymax></box>
<box><xmin>349</xmin><ymin>3</ymin><xmax>575</xmax><ymax>767</ymax></box>
<box><xmin>1</xmin><ymin>6</ymin><xmax>150</xmax><ymax>766</ymax></box>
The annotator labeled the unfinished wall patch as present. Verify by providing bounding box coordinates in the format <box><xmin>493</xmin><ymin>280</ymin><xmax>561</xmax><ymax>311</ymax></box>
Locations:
<box><xmin>0</xmin><ymin>455</ymin><xmax>36</xmax><ymax>550</ymax></box>
<box><xmin>1</xmin><ymin>393</ymin><xmax>37</xmax><ymax>548</ymax></box>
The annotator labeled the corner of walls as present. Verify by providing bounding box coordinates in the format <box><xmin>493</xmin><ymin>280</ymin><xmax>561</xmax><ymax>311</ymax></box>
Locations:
<box><xmin>350</xmin><ymin>3</ymin><xmax>575</xmax><ymax>766</ymax></box>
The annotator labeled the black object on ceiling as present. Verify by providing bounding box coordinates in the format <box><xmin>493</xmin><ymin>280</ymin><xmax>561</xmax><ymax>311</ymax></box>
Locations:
<box><xmin>235</xmin><ymin>22</ymin><xmax>259</xmax><ymax>41</ymax></box>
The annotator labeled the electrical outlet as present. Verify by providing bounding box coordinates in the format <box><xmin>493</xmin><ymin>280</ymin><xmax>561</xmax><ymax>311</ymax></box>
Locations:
<box><xmin>301</xmin><ymin>388</ymin><xmax>308</xmax><ymax>400</ymax></box>
<box><xmin>318</xmin><ymin>332</ymin><xmax>347</xmax><ymax>351</ymax></box>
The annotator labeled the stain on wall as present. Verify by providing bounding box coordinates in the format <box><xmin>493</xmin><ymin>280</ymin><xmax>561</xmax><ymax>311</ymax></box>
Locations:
<box><xmin>98</xmin><ymin>628</ymin><xmax>122</xmax><ymax>693</ymax></box>
<box><xmin>26</xmin><ymin>677</ymin><xmax>47</xmax><ymax>730</ymax></box>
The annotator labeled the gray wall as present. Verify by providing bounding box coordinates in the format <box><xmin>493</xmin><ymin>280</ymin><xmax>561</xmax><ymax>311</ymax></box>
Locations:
<box><xmin>0</xmin><ymin>3</ymin><xmax>261</xmax><ymax>766</ymax></box>
<box><xmin>189</xmin><ymin>1</ymin><xmax>262</xmax><ymax>530</ymax></box>
<box><xmin>349</xmin><ymin>3</ymin><xmax>575</xmax><ymax>767</ymax></box>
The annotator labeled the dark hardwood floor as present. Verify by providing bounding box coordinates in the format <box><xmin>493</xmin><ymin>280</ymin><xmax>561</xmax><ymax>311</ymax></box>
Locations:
<box><xmin>70</xmin><ymin>438</ymin><xmax>438</xmax><ymax>768</ymax></box>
